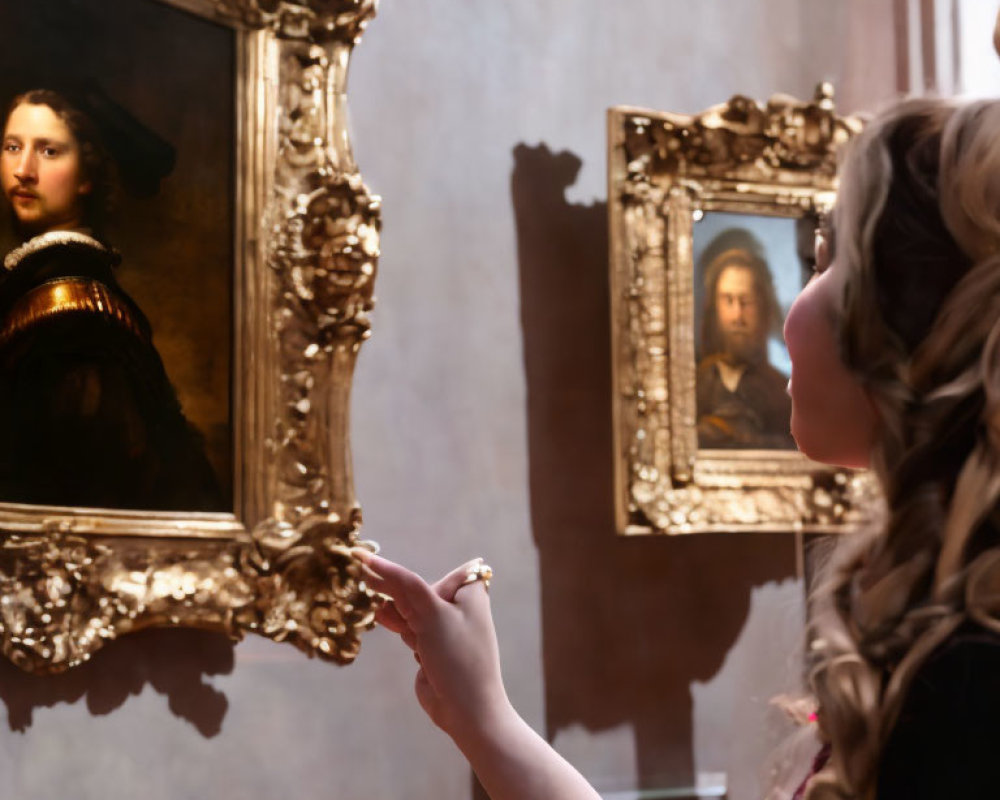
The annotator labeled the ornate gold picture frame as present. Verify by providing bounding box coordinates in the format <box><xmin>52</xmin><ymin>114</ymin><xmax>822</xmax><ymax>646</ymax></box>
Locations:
<box><xmin>0</xmin><ymin>0</ymin><xmax>382</xmax><ymax>673</ymax></box>
<box><xmin>609</xmin><ymin>85</ymin><xmax>880</xmax><ymax>535</ymax></box>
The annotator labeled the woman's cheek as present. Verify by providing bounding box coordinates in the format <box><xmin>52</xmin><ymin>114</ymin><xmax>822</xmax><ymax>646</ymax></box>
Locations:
<box><xmin>786</xmin><ymin>306</ymin><xmax>877</xmax><ymax>467</ymax></box>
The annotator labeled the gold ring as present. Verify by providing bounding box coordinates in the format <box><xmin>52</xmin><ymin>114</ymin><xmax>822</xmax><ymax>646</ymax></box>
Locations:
<box><xmin>462</xmin><ymin>560</ymin><xmax>493</xmax><ymax>591</ymax></box>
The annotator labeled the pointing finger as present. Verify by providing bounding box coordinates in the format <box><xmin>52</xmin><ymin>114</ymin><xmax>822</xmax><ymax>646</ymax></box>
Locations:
<box><xmin>356</xmin><ymin>552</ymin><xmax>437</xmax><ymax>620</ymax></box>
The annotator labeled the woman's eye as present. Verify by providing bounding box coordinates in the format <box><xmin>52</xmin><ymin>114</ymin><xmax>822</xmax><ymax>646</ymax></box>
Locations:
<box><xmin>2</xmin><ymin>142</ymin><xmax>19</xmax><ymax>154</ymax></box>
<box><xmin>40</xmin><ymin>147</ymin><xmax>60</xmax><ymax>158</ymax></box>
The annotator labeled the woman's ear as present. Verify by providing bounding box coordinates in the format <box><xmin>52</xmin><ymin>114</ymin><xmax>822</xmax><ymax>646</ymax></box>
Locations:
<box><xmin>78</xmin><ymin>180</ymin><xmax>92</xmax><ymax>196</ymax></box>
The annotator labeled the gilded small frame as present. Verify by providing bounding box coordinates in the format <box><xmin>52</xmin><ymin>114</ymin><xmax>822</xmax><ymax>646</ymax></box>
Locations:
<box><xmin>609</xmin><ymin>85</ymin><xmax>880</xmax><ymax>535</ymax></box>
<box><xmin>0</xmin><ymin>0</ymin><xmax>382</xmax><ymax>672</ymax></box>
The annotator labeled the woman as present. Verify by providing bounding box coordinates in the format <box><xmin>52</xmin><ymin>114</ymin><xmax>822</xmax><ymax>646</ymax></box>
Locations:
<box><xmin>359</xmin><ymin>95</ymin><xmax>1000</xmax><ymax>800</ymax></box>
<box><xmin>0</xmin><ymin>89</ymin><xmax>223</xmax><ymax>511</ymax></box>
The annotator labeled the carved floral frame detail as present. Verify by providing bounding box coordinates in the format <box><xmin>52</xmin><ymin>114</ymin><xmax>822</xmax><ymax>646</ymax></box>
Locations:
<box><xmin>0</xmin><ymin>0</ymin><xmax>383</xmax><ymax>673</ymax></box>
<box><xmin>608</xmin><ymin>85</ymin><xmax>881</xmax><ymax>535</ymax></box>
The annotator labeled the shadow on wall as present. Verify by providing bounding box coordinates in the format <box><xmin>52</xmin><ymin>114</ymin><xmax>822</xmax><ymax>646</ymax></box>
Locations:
<box><xmin>510</xmin><ymin>142</ymin><xmax>798</xmax><ymax>791</ymax></box>
<box><xmin>0</xmin><ymin>628</ymin><xmax>233</xmax><ymax>736</ymax></box>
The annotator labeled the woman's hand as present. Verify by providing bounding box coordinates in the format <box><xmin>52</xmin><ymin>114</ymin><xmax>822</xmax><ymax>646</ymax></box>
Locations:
<box><xmin>358</xmin><ymin>551</ymin><xmax>603</xmax><ymax>800</ymax></box>
<box><xmin>358</xmin><ymin>553</ymin><xmax>513</xmax><ymax>741</ymax></box>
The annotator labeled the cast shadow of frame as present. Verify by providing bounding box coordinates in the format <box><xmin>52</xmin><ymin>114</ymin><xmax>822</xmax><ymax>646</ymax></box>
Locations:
<box><xmin>0</xmin><ymin>629</ymin><xmax>234</xmax><ymax>737</ymax></box>
<box><xmin>509</xmin><ymin>142</ymin><xmax>798</xmax><ymax>791</ymax></box>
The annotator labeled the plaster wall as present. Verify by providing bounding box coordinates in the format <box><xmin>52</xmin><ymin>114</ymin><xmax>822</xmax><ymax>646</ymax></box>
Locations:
<box><xmin>0</xmin><ymin>2</ymin><xmax>902</xmax><ymax>799</ymax></box>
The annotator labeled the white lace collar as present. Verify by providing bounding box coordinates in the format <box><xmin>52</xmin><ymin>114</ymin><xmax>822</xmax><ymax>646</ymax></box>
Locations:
<box><xmin>3</xmin><ymin>231</ymin><xmax>110</xmax><ymax>272</ymax></box>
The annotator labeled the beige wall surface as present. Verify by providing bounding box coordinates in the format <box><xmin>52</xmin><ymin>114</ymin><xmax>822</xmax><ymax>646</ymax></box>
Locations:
<box><xmin>0</xmin><ymin>2</ymin><xmax>901</xmax><ymax>799</ymax></box>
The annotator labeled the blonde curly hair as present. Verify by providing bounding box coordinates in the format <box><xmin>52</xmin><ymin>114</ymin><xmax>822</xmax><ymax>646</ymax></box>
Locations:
<box><xmin>805</xmin><ymin>97</ymin><xmax>1000</xmax><ymax>799</ymax></box>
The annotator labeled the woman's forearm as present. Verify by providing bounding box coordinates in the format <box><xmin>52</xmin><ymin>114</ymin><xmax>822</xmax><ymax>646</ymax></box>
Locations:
<box><xmin>453</xmin><ymin>700</ymin><xmax>602</xmax><ymax>800</ymax></box>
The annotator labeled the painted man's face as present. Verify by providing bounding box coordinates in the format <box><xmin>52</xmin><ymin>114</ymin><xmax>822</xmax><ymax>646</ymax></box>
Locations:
<box><xmin>1</xmin><ymin>103</ymin><xmax>91</xmax><ymax>235</ymax></box>
<box><xmin>715</xmin><ymin>265</ymin><xmax>765</xmax><ymax>363</ymax></box>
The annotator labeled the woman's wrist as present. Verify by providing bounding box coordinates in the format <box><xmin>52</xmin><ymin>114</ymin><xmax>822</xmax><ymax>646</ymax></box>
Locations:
<box><xmin>447</xmin><ymin>689</ymin><xmax>519</xmax><ymax>754</ymax></box>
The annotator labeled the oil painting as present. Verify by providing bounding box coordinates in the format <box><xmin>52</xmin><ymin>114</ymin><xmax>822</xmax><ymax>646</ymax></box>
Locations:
<box><xmin>0</xmin><ymin>0</ymin><xmax>383</xmax><ymax>674</ymax></box>
<box><xmin>692</xmin><ymin>212</ymin><xmax>810</xmax><ymax>450</ymax></box>
<box><xmin>609</xmin><ymin>88</ymin><xmax>879</xmax><ymax>534</ymax></box>
<box><xmin>0</xmin><ymin>0</ymin><xmax>234</xmax><ymax>511</ymax></box>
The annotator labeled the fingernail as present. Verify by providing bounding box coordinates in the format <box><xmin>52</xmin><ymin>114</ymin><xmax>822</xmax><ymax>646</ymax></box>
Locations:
<box><xmin>351</xmin><ymin>546</ymin><xmax>375</xmax><ymax>563</ymax></box>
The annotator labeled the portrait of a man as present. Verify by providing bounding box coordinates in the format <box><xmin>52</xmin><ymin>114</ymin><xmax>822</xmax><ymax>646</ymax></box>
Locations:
<box><xmin>695</xmin><ymin>227</ymin><xmax>794</xmax><ymax>449</ymax></box>
<box><xmin>0</xmin><ymin>0</ymin><xmax>235</xmax><ymax>510</ymax></box>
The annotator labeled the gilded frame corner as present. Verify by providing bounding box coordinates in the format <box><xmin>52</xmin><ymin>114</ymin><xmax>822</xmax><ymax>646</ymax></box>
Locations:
<box><xmin>609</xmin><ymin>85</ymin><xmax>881</xmax><ymax>536</ymax></box>
<box><xmin>0</xmin><ymin>0</ymin><xmax>383</xmax><ymax>673</ymax></box>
